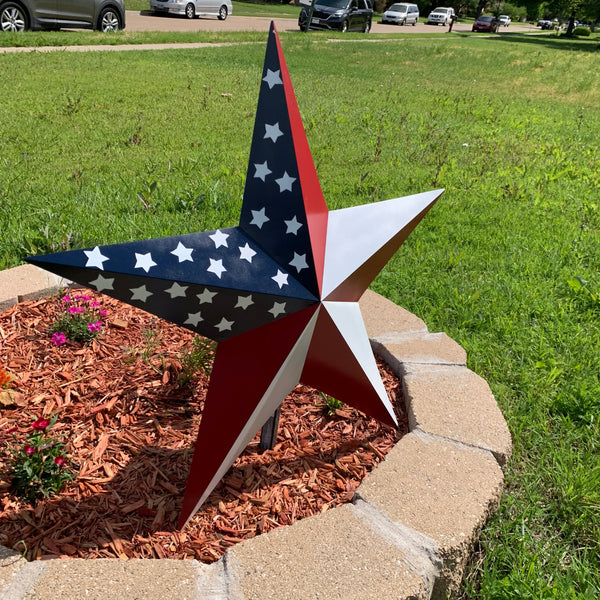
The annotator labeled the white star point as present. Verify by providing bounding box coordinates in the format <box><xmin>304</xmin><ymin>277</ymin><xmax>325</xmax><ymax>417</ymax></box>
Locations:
<box><xmin>134</xmin><ymin>252</ymin><xmax>157</xmax><ymax>273</ymax></box>
<box><xmin>268</xmin><ymin>302</ymin><xmax>287</xmax><ymax>318</ymax></box>
<box><xmin>262</xmin><ymin>68</ymin><xmax>283</xmax><ymax>89</ymax></box>
<box><xmin>184</xmin><ymin>312</ymin><xmax>203</xmax><ymax>327</ymax></box>
<box><xmin>289</xmin><ymin>252</ymin><xmax>309</xmax><ymax>273</ymax></box>
<box><xmin>253</xmin><ymin>161</ymin><xmax>272</xmax><ymax>182</ymax></box>
<box><xmin>164</xmin><ymin>282</ymin><xmax>188</xmax><ymax>299</ymax></box>
<box><xmin>198</xmin><ymin>288</ymin><xmax>217</xmax><ymax>304</ymax></box>
<box><xmin>209</xmin><ymin>230</ymin><xmax>229</xmax><ymax>249</ymax></box>
<box><xmin>284</xmin><ymin>215</ymin><xmax>303</xmax><ymax>235</ymax></box>
<box><xmin>215</xmin><ymin>318</ymin><xmax>234</xmax><ymax>333</ymax></box>
<box><xmin>170</xmin><ymin>242</ymin><xmax>194</xmax><ymax>263</ymax></box>
<box><xmin>272</xmin><ymin>270</ymin><xmax>289</xmax><ymax>288</ymax></box>
<box><xmin>264</xmin><ymin>122</ymin><xmax>283</xmax><ymax>143</ymax></box>
<box><xmin>207</xmin><ymin>258</ymin><xmax>227</xmax><ymax>279</ymax></box>
<box><xmin>275</xmin><ymin>171</ymin><xmax>296</xmax><ymax>193</ymax></box>
<box><xmin>89</xmin><ymin>274</ymin><xmax>114</xmax><ymax>291</ymax></box>
<box><xmin>84</xmin><ymin>246</ymin><xmax>109</xmax><ymax>270</ymax></box>
<box><xmin>235</xmin><ymin>295</ymin><xmax>254</xmax><ymax>310</ymax></box>
<box><xmin>239</xmin><ymin>243</ymin><xmax>257</xmax><ymax>263</ymax></box>
<box><xmin>130</xmin><ymin>285</ymin><xmax>153</xmax><ymax>303</ymax></box>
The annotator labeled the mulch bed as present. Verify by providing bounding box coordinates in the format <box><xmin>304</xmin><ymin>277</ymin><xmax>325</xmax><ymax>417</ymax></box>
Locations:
<box><xmin>0</xmin><ymin>291</ymin><xmax>407</xmax><ymax>562</ymax></box>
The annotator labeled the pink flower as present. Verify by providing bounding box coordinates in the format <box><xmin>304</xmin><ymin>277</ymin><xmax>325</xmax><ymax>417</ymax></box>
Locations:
<box><xmin>92</xmin><ymin>302</ymin><xmax>101</xmax><ymax>308</ymax></box>
<box><xmin>5</xmin><ymin>426</ymin><xmax>18</xmax><ymax>434</ymax></box>
<box><xmin>99</xmin><ymin>310</ymin><xmax>107</xmax><ymax>317</ymax></box>
<box><xmin>24</xmin><ymin>445</ymin><xmax>35</xmax><ymax>455</ymax></box>
<box><xmin>68</xmin><ymin>306</ymin><xmax>84</xmax><ymax>314</ymax></box>
<box><xmin>87</xmin><ymin>321</ymin><xmax>102</xmax><ymax>333</ymax></box>
<box><xmin>54</xmin><ymin>456</ymin><xmax>66</xmax><ymax>466</ymax></box>
<box><xmin>32</xmin><ymin>417</ymin><xmax>50</xmax><ymax>431</ymax></box>
<box><xmin>52</xmin><ymin>332</ymin><xmax>67</xmax><ymax>346</ymax></box>
<box><xmin>61</xmin><ymin>295</ymin><xmax>71</xmax><ymax>303</ymax></box>
<box><xmin>82</xmin><ymin>295</ymin><xmax>92</xmax><ymax>302</ymax></box>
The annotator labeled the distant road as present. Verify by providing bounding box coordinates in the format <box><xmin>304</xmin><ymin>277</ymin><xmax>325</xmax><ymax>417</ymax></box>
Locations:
<box><xmin>125</xmin><ymin>12</ymin><xmax>539</xmax><ymax>34</ymax></box>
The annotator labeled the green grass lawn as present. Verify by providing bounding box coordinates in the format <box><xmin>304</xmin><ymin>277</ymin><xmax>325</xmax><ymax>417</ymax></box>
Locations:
<box><xmin>0</xmin><ymin>31</ymin><xmax>599</xmax><ymax>597</ymax></box>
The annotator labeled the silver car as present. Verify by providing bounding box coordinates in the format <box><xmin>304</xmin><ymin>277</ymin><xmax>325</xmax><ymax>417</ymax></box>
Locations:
<box><xmin>150</xmin><ymin>0</ymin><xmax>232</xmax><ymax>20</ymax></box>
<box><xmin>0</xmin><ymin>0</ymin><xmax>125</xmax><ymax>31</ymax></box>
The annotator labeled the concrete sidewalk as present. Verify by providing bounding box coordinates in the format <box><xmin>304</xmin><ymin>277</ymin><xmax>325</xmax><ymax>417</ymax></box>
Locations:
<box><xmin>0</xmin><ymin>265</ymin><xmax>511</xmax><ymax>600</ymax></box>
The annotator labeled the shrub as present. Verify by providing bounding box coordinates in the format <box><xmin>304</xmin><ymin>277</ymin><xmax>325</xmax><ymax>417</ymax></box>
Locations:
<box><xmin>572</xmin><ymin>26</ymin><xmax>591</xmax><ymax>36</ymax></box>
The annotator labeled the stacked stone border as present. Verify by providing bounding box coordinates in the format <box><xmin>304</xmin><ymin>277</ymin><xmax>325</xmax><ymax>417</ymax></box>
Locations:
<box><xmin>0</xmin><ymin>265</ymin><xmax>511</xmax><ymax>600</ymax></box>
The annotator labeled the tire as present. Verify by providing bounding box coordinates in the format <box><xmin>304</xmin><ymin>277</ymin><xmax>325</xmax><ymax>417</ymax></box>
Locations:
<box><xmin>412</xmin><ymin>19</ymin><xmax>416</xmax><ymax>25</ymax></box>
<box><xmin>0</xmin><ymin>2</ymin><xmax>28</xmax><ymax>31</ymax></box>
<box><xmin>217</xmin><ymin>5</ymin><xmax>227</xmax><ymax>20</ymax></box>
<box><xmin>341</xmin><ymin>19</ymin><xmax>348</xmax><ymax>32</ymax></box>
<box><xmin>363</xmin><ymin>19</ymin><xmax>370</xmax><ymax>32</ymax></box>
<box><xmin>185</xmin><ymin>3</ymin><xmax>195</xmax><ymax>19</ymax></box>
<box><xmin>400</xmin><ymin>18</ymin><xmax>405</xmax><ymax>25</ymax></box>
<box><xmin>98</xmin><ymin>7</ymin><xmax>121</xmax><ymax>31</ymax></box>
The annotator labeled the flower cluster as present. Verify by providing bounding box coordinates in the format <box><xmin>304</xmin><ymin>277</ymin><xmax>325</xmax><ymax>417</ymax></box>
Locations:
<box><xmin>51</xmin><ymin>293</ymin><xmax>107</xmax><ymax>344</ymax></box>
<box><xmin>7</xmin><ymin>415</ymin><xmax>75</xmax><ymax>503</ymax></box>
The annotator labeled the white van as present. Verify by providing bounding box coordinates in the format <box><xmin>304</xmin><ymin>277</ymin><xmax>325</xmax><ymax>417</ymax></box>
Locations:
<box><xmin>426</xmin><ymin>6</ymin><xmax>455</xmax><ymax>25</ymax></box>
<box><xmin>381</xmin><ymin>2</ymin><xmax>419</xmax><ymax>25</ymax></box>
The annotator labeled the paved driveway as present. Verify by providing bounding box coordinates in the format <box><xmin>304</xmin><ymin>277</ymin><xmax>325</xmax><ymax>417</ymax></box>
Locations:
<box><xmin>126</xmin><ymin>11</ymin><xmax>538</xmax><ymax>34</ymax></box>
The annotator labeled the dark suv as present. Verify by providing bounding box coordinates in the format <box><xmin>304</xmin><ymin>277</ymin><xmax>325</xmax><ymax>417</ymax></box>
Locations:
<box><xmin>0</xmin><ymin>0</ymin><xmax>125</xmax><ymax>31</ymax></box>
<box><xmin>299</xmin><ymin>0</ymin><xmax>373</xmax><ymax>32</ymax></box>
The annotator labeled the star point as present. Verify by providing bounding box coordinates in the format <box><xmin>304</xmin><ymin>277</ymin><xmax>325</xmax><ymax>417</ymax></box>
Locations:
<box><xmin>284</xmin><ymin>215</ymin><xmax>303</xmax><ymax>235</ymax></box>
<box><xmin>239</xmin><ymin>243</ymin><xmax>257</xmax><ymax>263</ymax></box>
<box><xmin>253</xmin><ymin>161</ymin><xmax>272</xmax><ymax>182</ymax></box>
<box><xmin>134</xmin><ymin>252</ymin><xmax>157</xmax><ymax>273</ymax></box>
<box><xmin>171</xmin><ymin>242</ymin><xmax>194</xmax><ymax>263</ymax></box>
<box><xmin>268</xmin><ymin>302</ymin><xmax>287</xmax><ymax>318</ymax></box>
<box><xmin>263</xmin><ymin>68</ymin><xmax>283</xmax><ymax>89</ymax></box>
<box><xmin>264</xmin><ymin>122</ymin><xmax>283</xmax><ymax>143</ymax></box>
<box><xmin>130</xmin><ymin>285</ymin><xmax>152</xmax><ymax>303</ymax></box>
<box><xmin>289</xmin><ymin>252</ymin><xmax>309</xmax><ymax>273</ymax></box>
<box><xmin>164</xmin><ymin>282</ymin><xmax>188</xmax><ymax>298</ymax></box>
<box><xmin>272</xmin><ymin>270</ymin><xmax>289</xmax><ymax>288</ymax></box>
<box><xmin>249</xmin><ymin>207</ymin><xmax>269</xmax><ymax>229</ymax></box>
<box><xmin>198</xmin><ymin>288</ymin><xmax>217</xmax><ymax>304</ymax></box>
<box><xmin>215</xmin><ymin>317</ymin><xmax>234</xmax><ymax>332</ymax></box>
<box><xmin>275</xmin><ymin>171</ymin><xmax>296</xmax><ymax>193</ymax></box>
<box><xmin>207</xmin><ymin>258</ymin><xmax>227</xmax><ymax>279</ymax></box>
<box><xmin>235</xmin><ymin>295</ymin><xmax>254</xmax><ymax>310</ymax></box>
<box><xmin>84</xmin><ymin>246</ymin><xmax>109</xmax><ymax>270</ymax></box>
<box><xmin>209</xmin><ymin>230</ymin><xmax>229</xmax><ymax>249</ymax></box>
<box><xmin>89</xmin><ymin>274</ymin><xmax>114</xmax><ymax>291</ymax></box>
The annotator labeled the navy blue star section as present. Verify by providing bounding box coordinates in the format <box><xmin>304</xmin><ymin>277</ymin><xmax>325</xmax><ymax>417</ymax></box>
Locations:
<box><xmin>28</xmin><ymin>22</ymin><xmax>443</xmax><ymax>529</ymax></box>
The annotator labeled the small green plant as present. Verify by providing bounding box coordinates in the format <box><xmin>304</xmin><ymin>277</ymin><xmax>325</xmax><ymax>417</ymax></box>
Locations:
<box><xmin>50</xmin><ymin>292</ymin><xmax>107</xmax><ymax>344</ymax></box>
<box><xmin>572</xmin><ymin>26</ymin><xmax>591</xmax><ymax>37</ymax></box>
<box><xmin>177</xmin><ymin>336</ymin><xmax>216</xmax><ymax>386</ymax></box>
<box><xmin>567</xmin><ymin>277</ymin><xmax>600</xmax><ymax>309</ymax></box>
<box><xmin>7</xmin><ymin>415</ymin><xmax>76</xmax><ymax>503</ymax></box>
<box><xmin>317</xmin><ymin>391</ymin><xmax>344</xmax><ymax>416</ymax></box>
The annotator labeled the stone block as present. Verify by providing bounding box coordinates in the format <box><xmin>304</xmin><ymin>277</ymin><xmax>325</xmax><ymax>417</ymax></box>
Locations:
<box><xmin>0</xmin><ymin>546</ymin><xmax>28</xmax><ymax>594</ymax></box>
<box><xmin>0</xmin><ymin>264</ymin><xmax>69</xmax><ymax>311</ymax></box>
<box><xmin>372</xmin><ymin>331</ymin><xmax>467</xmax><ymax>376</ymax></box>
<box><xmin>359</xmin><ymin>289</ymin><xmax>427</xmax><ymax>339</ymax></box>
<box><xmin>226</xmin><ymin>502</ymin><xmax>433</xmax><ymax>600</ymax></box>
<box><xmin>403</xmin><ymin>364</ymin><xmax>512</xmax><ymax>467</ymax></box>
<box><xmin>24</xmin><ymin>558</ymin><xmax>201</xmax><ymax>600</ymax></box>
<box><xmin>356</xmin><ymin>432</ymin><xmax>504</xmax><ymax>600</ymax></box>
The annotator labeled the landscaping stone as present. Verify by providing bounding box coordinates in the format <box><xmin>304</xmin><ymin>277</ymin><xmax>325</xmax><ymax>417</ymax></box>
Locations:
<box><xmin>0</xmin><ymin>264</ymin><xmax>67</xmax><ymax>312</ymax></box>
<box><xmin>356</xmin><ymin>431</ymin><xmax>505</xmax><ymax>600</ymax></box>
<box><xmin>225</xmin><ymin>502</ymin><xmax>434</xmax><ymax>600</ymax></box>
<box><xmin>0</xmin><ymin>546</ymin><xmax>28</xmax><ymax>595</ymax></box>
<box><xmin>403</xmin><ymin>364</ymin><xmax>512</xmax><ymax>467</ymax></box>
<box><xmin>359</xmin><ymin>289</ymin><xmax>427</xmax><ymax>339</ymax></box>
<box><xmin>23</xmin><ymin>558</ymin><xmax>201</xmax><ymax>600</ymax></box>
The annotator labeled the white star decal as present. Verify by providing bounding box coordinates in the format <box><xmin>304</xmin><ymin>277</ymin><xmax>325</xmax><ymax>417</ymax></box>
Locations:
<box><xmin>207</xmin><ymin>258</ymin><xmax>226</xmax><ymax>279</ymax></box>
<box><xmin>253</xmin><ymin>161</ymin><xmax>272</xmax><ymax>182</ymax></box>
<box><xmin>284</xmin><ymin>215</ymin><xmax>303</xmax><ymax>235</ymax></box>
<box><xmin>164</xmin><ymin>282</ymin><xmax>188</xmax><ymax>298</ymax></box>
<box><xmin>134</xmin><ymin>252</ymin><xmax>157</xmax><ymax>273</ymax></box>
<box><xmin>239</xmin><ymin>243</ymin><xmax>257</xmax><ymax>263</ymax></box>
<box><xmin>209</xmin><ymin>230</ymin><xmax>229</xmax><ymax>249</ymax></box>
<box><xmin>84</xmin><ymin>246</ymin><xmax>109</xmax><ymax>270</ymax></box>
<box><xmin>235</xmin><ymin>295</ymin><xmax>254</xmax><ymax>310</ymax></box>
<box><xmin>289</xmin><ymin>252</ymin><xmax>309</xmax><ymax>273</ymax></box>
<box><xmin>170</xmin><ymin>242</ymin><xmax>194</xmax><ymax>263</ymax></box>
<box><xmin>197</xmin><ymin>288</ymin><xmax>217</xmax><ymax>304</ymax></box>
<box><xmin>130</xmin><ymin>285</ymin><xmax>152</xmax><ymax>303</ymax></box>
<box><xmin>275</xmin><ymin>171</ymin><xmax>296</xmax><ymax>193</ymax></box>
<box><xmin>184</xmin><ymin>312</ymin><xmax>203</xmax><ymax>327</ymax></box>
<box><xmin>249</xmin><ymin>207</ymin><xmax>269</xmax><ymax>229</ymax></box>
<box><xmin>89</xmin><ymin>274</ymin><xmax>114</xmax><ymax>291</ymax></box>
<box><xmin>268</xmin><ymin>302</ymin><xmax>287</xmax><ymax>318</ymax></box>
<box><xmin>215</xmin><ymin>318</ymin><xmax>234</xmax><ymax>332</ymax></box>
<box><xmin>263</xmin><ymin>68</ymin><xmax>283</xmax><ymax>89</ymax></box>
<box><xmin>272</xmin><ymin>270</ymin><xmax>289</xmax><ymax>288</ymax></box>
<box><xmin>264</xmin><ymin>122</ymin><xmax>283</xmax><ymax>143</ymax></box>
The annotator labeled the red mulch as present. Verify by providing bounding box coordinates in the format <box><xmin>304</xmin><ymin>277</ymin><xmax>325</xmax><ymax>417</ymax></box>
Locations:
<box><xmin>0</xmin><ymin>291</ymin><xmax>407</xmax><ymax>562</ymax></box>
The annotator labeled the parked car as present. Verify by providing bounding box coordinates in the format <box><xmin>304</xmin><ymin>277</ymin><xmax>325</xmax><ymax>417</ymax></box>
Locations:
<box><xmin>426</xmin><ymin>6</ymin><xmax>454</xmax><ymax>25</ymax></box>
<box><xmin>150</xmin><ymin>0</ymin><xmax>231</xmax><ymax>20</ymax></box>
<box><xmin>498</xmin><ymin>14</ymin><xmax>510</xmax><ymax>26</ymax></box>
<box><xmin>537</xmin><ymin>19</ymin><xmax>554</xmax><ymax>29</ymax></box>
<box><xmin>299</xmin><ymin>0</ymin><xmax>373</xmax><ymax>32</ymax></box>
<box><xmin>381</xmin><ymin>2</ymin><xmax>419</xmax><ymax>26</ymax></box>
<box><xmin>0</xmin><ymin>0</ymin><xmax>125</xmax><ymax>31</ymax></box>
<box><xmin>472</xmin><ymin>15</ymin><xmax>498</xmax><ymax>32</ymax></box>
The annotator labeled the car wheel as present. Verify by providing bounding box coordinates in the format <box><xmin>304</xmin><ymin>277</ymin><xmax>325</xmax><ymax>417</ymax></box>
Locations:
<box><xmin>98</xmin><ymin>7</ymin><xmax>121</xmax><ymax>31</ymax></box>
<box><xmin>217</xmin><ymin>5</ymin><xmax>227</xmax><ymax>20</ymax></box>
<box><xmin>341</xmin><ymin>19</ymin><xmax>348</xmax><ymax>32</ymax></box>
<box><xmin>363</xmin><ymin>19</ymin><xmax>370</xmax><ymax>32</ymax></box>
<box><xmin>0</xmin><ymin>2</ymin><xmax>28</xmax><ymax>31</ymax></box>
<box><xmin>400</xmin><ymin>18</ymin><xmax>405</xmax><ymax>25</ymax></box>
<box><xmin>412</xmin><ymin>19</ymin><xmax>416</xmax><ymax>25</ymax></box>
<box><xmin>185</xmin><ymin>3</ymin><xmax>195</xmax><ymax>19</ymax></box>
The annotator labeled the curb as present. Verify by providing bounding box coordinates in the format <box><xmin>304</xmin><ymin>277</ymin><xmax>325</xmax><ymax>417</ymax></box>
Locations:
<box><xmin>0</xmin><ymin>265</ymin><xmax>511</xmax><ymax>600</ymax></box>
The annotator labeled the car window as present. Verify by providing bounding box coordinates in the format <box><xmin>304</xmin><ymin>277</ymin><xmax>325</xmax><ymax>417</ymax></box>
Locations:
<box><xmin>316</xmin><ymin>0</ymin><xmax>351</xmax><ymax>8</ymax></box>
<box><xmin>389</xmin><ymin>3</ymin><xmax>408</xmax><ymax>10</ymax></box>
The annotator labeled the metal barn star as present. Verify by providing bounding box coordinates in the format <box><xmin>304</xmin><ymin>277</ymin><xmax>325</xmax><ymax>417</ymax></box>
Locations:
<box><xmin>28</xmin><ymin>23</ymin><xmax>443</xmax><ymax>529</ymax></box>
